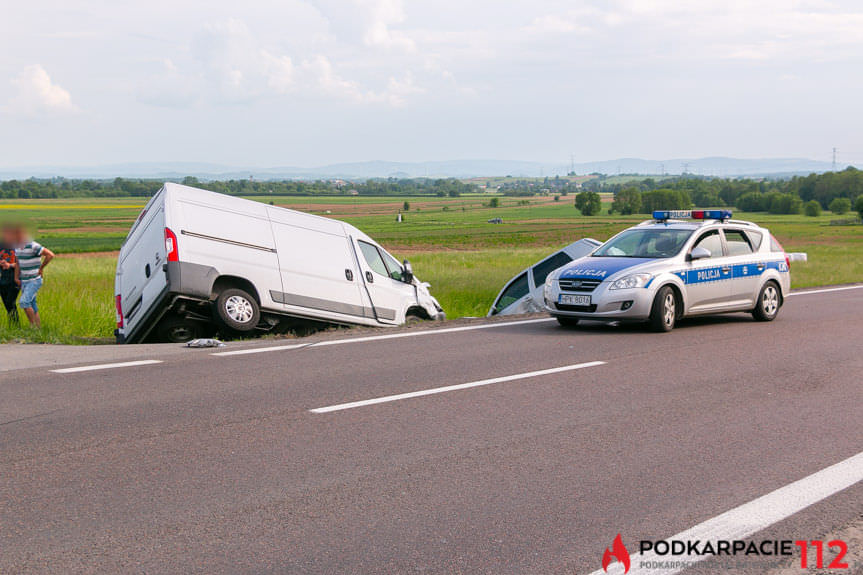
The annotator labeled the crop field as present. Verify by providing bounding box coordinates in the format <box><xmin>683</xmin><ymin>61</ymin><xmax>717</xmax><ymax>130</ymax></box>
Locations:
<box><xmin>0</xmin><ymin>194</ymin><xmax>860</xmax><ymax>344</ymax></box>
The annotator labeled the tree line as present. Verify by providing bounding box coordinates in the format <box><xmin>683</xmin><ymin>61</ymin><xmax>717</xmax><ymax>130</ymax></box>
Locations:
<box><xmin>587</xmin><ymin>167</ymin><xmax>863</xmax><ymax>216</ymax></box>
<box><xmin>0</xmin><ymin>176</ymin><xmax>475</xmax><ymax>199</ymax></box>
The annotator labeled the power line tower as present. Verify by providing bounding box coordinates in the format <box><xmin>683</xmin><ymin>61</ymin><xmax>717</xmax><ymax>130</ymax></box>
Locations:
<box><xmin>832</xmin><ymin>147</ymin><xmax>837</xmax><ymax>171</ymax></box>
<box><xmin>570</xmin><ymin>153</ymin><xmax>575</xmax><ymax>175</ymax></box>
<box><xmin>682</xmin><ymin>162</ymin><xmax>691</xmax><ymax>175</ymax></box>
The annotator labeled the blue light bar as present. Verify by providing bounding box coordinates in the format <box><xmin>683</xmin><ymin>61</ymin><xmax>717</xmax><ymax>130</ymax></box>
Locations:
<box><xmin>652</xmin><ymin>210</ymin><xmax>691</xmax><ymax>220</ymax></box>
<box><xmin>653</xmin><ymin>209</ymin><xmax>732</xmax><ymax>221</ymax></box>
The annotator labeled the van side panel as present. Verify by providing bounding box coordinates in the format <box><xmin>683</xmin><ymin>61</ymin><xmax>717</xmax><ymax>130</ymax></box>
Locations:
<box><xmin>266</xmin><ymin>207</ymin><xmax>371</xmax><ymax>323</ymax></box>
<box><xmin>174</xmin><ymin>198</ymin><xmax>283</xmax><ymax>309</ymax></box>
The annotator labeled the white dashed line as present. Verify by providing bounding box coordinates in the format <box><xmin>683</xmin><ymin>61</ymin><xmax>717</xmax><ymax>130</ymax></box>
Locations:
<box><xmin>51</xmin><ymin>359</ymin><xmax>163</xmax><ymax>374</ymax></box>
<box><xmin>212</xmin><ymin>317</ymin><xmax>556</xmax><ymax>357</ymax></box>
<box><xmin>588</xmin><ymin>451</ymin><xmax>863</xmax><ymax>575</ymax></box>
<box><xmin>309</xmin><ymin>361</ymin><xmax>605</xmax><ymax>413</ymax></box>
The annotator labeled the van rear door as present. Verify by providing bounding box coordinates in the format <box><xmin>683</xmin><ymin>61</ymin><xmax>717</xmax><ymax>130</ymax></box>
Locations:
<box><xmin>115</xmin><ymin>190</ymin><xmax>168</xmax><ymax>341</ymax></box>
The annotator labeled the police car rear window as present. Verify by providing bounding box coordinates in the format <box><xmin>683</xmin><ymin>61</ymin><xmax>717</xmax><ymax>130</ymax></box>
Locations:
<box><xmin>724</xmin><ymin>230</ymin><xmax>753</xmax><ymax>256</ymax></box>
<box><xmin>746</xmin><ymin>230</ymin><xmax>763</xmax><ymax>250</ymax></box>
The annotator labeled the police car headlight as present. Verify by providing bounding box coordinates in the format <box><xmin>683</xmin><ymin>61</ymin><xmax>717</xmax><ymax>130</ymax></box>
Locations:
<box><xmin>609</xmin><ymin>273</ymin><xmax>652</xmax><ymax>290</ymax></box>
<box><xmin>544</xmin><ymin>274</ymin><xmax>555</xmax><ymax>300</ymax></box>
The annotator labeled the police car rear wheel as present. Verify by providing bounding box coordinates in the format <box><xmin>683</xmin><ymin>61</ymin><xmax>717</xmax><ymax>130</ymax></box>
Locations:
<box><xmin>556</xmin><ymin>316</ymin><xmax>580</xmax><ymax>328</ymax></box>
<box><xmin>649</xmin><ymin>286</ymin><xmax>677</xmax><ymax>332</ymax></box>
<box><xmin>752</xmin><ymin>281</ymin><xmax>780</xmax><ymax>322</ymax></box>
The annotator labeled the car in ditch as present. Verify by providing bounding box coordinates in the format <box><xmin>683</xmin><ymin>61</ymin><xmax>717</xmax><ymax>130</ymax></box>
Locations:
<box><xmin>543</xmin><ymin>210</ymin><xmax>791</xmax><ymax>331</ymax></box>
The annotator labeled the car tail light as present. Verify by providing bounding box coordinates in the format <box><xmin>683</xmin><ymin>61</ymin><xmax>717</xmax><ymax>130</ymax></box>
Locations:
<box><xmin>115</xmin><ymin>294</ymin><xmax>124</xmax><ymax>328</ymax></box>
<box><xmin>785</xmin><ymin>253</ymin><xmax>791</xmax><ymax>269</ymax></box>
<box><xmin>165</xmin><ymin>227</ymin><xmax>179</xmax><ymax>262</ymax></box>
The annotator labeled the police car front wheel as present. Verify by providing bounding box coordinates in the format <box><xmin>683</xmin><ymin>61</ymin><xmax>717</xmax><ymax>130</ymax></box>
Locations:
<box><xmin>752</xmin><ymin>281</ymin><xmax>780</xmax><ymax>322</ymax></box>
<box><xmin>649</xmin><ymin>285</ymin><xmax>677</xmax><ymax>332</ymax></box>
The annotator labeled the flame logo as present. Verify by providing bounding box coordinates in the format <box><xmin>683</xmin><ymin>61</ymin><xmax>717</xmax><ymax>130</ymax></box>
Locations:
<box><xmin>601</xmin><ymin>533</ymin><xmax>631</xmax><ymax>574</ymax></box>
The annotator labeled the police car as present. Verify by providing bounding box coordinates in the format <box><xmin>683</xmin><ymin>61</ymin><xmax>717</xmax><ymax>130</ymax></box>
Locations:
<box><xmin>543</xmin><ymin>210</ymin><xmax>791</xmax><ymax>332</ymax></box>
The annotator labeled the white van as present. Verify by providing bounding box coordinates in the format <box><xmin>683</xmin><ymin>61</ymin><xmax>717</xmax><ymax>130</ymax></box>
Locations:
<box><xmin>114</xmin><ymin>183</ymin><xmax>444</xmax><ymax>343</ymax></box>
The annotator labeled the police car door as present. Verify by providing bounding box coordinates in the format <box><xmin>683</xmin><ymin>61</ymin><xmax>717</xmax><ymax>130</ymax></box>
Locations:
<box><xmin>722</xmin><ymin>228</ymin><xmax>761</xmax><ymax>308</ymax></box>
<box><xmin>684</xmin><ymin>229</ymin><xmax>733</xmax><ymax>312</ymax></box>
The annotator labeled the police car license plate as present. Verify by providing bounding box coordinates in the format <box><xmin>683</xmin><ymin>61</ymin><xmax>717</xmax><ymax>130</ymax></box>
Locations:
<box><xmin>558</xmin><ymin>294</ymin><xmax>591</xmax><ymax>306</ymax></box>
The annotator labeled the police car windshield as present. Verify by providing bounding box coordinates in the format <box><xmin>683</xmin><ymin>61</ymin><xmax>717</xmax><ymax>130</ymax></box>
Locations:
<box><xmin>593</xmin><ymin>228</ymin><xmax>692</xmax><ymax>258</ymax></box>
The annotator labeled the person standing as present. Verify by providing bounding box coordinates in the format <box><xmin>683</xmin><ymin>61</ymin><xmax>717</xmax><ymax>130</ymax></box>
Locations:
<box><xmin>0</xmin><ymin>226</ymin><xmax>19</xmax><ymax>323</ymax></box>
<box><xmin>14</xmin><ymin>227</ymin><xmax>55</xmax><ymax>328</ymax></box>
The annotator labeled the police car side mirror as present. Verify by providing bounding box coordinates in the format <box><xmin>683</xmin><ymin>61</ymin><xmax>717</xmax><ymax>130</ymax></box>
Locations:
<box><xmin>402</xmin><ymin>259</ymin><xmax>414</xmax><ymax>283</ymax></box>
<box><xmin>689</xmin><ymin>246</ymin><xmax>711</xmax><ymax>261</ymax></box>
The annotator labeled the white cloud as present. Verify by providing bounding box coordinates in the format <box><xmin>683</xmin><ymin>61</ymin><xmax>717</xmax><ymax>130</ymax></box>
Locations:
<box><xmin>309</xmin><ymin>0</ymin><xmax>415</xmax><ymax>51</ymax></box>
<box><xmin>6</xmin><ymin>65</ymin><xmax>76</xmax><ymax>116</ymax></box>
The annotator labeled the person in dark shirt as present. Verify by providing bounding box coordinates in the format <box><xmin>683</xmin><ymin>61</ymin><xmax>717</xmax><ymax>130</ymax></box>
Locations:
<box><xmin>0</xmin><ymin>225</ymin><xmax>20</xmax><ymax>324</ymax></box>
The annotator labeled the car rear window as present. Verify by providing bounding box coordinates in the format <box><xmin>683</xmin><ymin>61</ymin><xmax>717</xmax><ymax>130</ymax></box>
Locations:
<box><xmin>532</xmin><ymin>252</ymin><xmax>573</xmax><ymax>287</ymax></box>
<box><xmin>746</xmin><ymin>230</ymin><xmax>763</xmax><ymax>250</ymax></box>
<box><xmin>492</xmin><ymin>272</ymin><xmax>529</xmax><ymax>315</ymax></box>
<box><xmin>724</xmin><ymin>229</ymin><xmax>753</xmax><ymax>256</ymax></box>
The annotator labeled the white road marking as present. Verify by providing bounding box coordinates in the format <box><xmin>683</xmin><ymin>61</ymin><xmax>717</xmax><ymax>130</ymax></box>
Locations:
<box><xmin>51</xmin><ymin>359</ymin><xmax>163</xmax><ymax>374</ymax></box>
<box><xmin>309</xmin><ymin>361</ymin><xmax>605</xmax><ymax>413</ymax></box>
<box><xmin>589</xmin><ymin>450</ymin><xmax>863</xmax><ymax>575</ymax></box>
<box><xmin>212</xmin><ymin>317</ymin><xmax>556</xmax><ymax>357</ymax></box>
<box><xmin>786</xmin><ymin>284</ymin><xmax>863</xmax><ymax>297</ymax></box>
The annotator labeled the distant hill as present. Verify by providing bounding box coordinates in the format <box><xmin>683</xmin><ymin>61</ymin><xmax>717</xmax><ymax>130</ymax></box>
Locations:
<box><xmin>0</xmin><ymin>157</ymin><xmax>856</xmax><ymax>181</ymax></box>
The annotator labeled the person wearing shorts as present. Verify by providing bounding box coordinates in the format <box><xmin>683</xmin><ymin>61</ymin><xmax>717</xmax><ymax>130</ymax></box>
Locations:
<box><xmin>14</xmin><ymin>228</ymin><xmax>55</xmax><ymax>328</ymax></box>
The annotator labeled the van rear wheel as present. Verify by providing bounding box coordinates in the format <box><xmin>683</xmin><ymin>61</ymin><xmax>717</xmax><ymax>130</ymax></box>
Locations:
<box><xmin>215</xmin><ymin>288</ymin><xmax>260</xmax><ymax>333</ymax></box>
<box><xmin>156</xmin><ymin>315</ymin><xmax>200</xmax><ymax>343</ymax></box>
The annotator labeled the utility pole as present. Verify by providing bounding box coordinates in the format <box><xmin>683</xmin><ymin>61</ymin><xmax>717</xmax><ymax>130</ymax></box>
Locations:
<box><xmin>570</xmin><ymin>153</ymin><xmax>575</xmax><ymax>175</ymax></box>
<box><xmin>832</xmin><ymin>147</ymin><xmax>837</xmax><ymax>172</ymax></box>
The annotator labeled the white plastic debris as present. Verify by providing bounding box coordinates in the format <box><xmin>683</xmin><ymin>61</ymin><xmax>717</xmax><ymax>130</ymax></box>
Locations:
<box><xmin>789</xmin><ymin>253</ymin><xmax>808</xmax><ymax>262</ymax></box>
<box><xmin>185</xmin><ymin>338</ymin><xmax>226</xmax><ymax>348</ymax></box>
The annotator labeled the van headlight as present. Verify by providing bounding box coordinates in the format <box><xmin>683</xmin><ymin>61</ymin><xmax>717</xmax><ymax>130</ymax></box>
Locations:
<box><xmin>609</xmin><ymin>273</ymin><xmax>652</xmax><ymax>290</ymax></box>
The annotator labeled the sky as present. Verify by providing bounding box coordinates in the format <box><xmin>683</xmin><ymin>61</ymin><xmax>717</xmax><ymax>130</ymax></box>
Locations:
<box><xmin>1</xmin><ymin>0</ymin><xmax>862</xmax><ymax>169</ymax></box>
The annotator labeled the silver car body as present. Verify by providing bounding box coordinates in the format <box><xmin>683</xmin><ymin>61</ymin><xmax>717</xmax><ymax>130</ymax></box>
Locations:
<box><xmin>544</xmin><ymin>217</ymin><xmax>791</xmax><ymax>322</ymax></box>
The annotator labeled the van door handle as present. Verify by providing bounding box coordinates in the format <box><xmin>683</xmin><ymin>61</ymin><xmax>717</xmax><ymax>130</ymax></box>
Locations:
<box><xmin>345</xmin><ymin>269</ymin><xmax>353</xmax><ymax>281</ymax></box>
<box><xmin>366</xmin><ymin>271</ymin><xmax>374</xmax><ymax>283</ymax></box>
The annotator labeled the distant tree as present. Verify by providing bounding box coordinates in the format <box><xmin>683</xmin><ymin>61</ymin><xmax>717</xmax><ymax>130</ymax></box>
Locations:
<box><xmin>804</xmin><ymin>200</ymin><xmax>822</xmax><ymax>217</ymax></box>
<box><xmin>639</xmin><ymin>189</ymin><xmax>691</xmax><ymax>213</ymax></box>
<box><xmin>489</xmin><ymin>197</ymin><xmax>500</xmax><ymax>208</ymax></box>
<box><xmin>554</xmin><ymin>195</ymin><xmax>560</xmax><ymax>202</ymax></box>
<box><xmin>856</xmin><ymin>196</ymin><xmax>863</xmax><ymax>220</ymax></box>
<box><xmin>828</xmin><ymin>197</ymin><xmax>851</xmax><ymax>215</ymax></box>
<box><xmin>575</xmin><ymin>191</ymin><xmax>602</xmax><ymax>216</ymax></box>
<box><xmin>611</xmin><ymin>187</ymin><xmax>641</xmax><ymax>215</ymax></box>
<box><xmin>403</xmin><ymin>201</ymin><xmax>410</xmax><ymax>211</ymax></box>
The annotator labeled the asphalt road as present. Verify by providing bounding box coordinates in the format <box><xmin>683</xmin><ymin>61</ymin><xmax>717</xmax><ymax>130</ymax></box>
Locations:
<box><xmin>1</xmin><ymin>286</ymin><xmax>862</xmax><ymax>574</ymax></box>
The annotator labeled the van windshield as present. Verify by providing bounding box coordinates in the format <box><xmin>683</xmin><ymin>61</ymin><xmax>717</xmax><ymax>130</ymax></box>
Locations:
<box><xmin>593</xmin><ymin>228</ymin><xmax>692</xmax><ymax>258</ymax></box>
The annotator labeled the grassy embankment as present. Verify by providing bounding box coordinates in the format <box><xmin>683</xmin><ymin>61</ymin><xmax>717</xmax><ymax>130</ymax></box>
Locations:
<box><xmin>0</xmin><ymin>196</ymin><xmax>859</xmax><ymax>343</ymax></box>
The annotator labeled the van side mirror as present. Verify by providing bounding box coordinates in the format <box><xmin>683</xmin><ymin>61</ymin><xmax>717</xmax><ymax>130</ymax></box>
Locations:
<box><xmin>689</xmin><ymin>246</ymin><xmax>711</xmax><ymax>261</ymax></box>
<box><xmin>402</xmin><ymin>259</ymin><xmax>414</xmax><ymax>283</ymax></box>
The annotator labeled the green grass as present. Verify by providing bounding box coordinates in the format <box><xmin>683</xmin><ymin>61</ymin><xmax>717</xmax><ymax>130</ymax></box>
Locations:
<box><xmin>0</xmin><ymin>256</ymin><xmax>116</xmax><ymax>344</ymax></box>
<box><xmin>0</xmin><ymin>196</ymin><xmax>860</xmax><ymax>343</ymax></box>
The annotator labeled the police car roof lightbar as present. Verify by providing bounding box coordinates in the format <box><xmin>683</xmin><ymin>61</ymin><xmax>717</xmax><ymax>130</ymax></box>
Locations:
<box><xmin>652</xmin><ymin>210</ymin><xmax>732</xmax><ymax>221</ymax></box>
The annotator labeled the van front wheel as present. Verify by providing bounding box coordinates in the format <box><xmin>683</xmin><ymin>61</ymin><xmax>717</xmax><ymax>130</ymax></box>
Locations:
<box><xmin>215</xmin><ymin>288</ymin><xmax>260</xmax><ymax>332</ymax></box>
